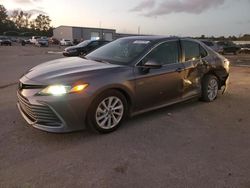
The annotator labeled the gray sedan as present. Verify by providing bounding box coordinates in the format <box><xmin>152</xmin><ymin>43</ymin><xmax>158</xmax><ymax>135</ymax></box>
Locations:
<box><xmin>17</xmin><ymin>36</ymin><xmax>230</xmax><ymax>133</ymax></box>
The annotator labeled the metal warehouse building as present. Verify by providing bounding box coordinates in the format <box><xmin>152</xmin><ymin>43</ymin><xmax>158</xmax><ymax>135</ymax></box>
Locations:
<box><xmin>53</xmin><ymin>26</ymin><xmax>116</xmax><ymax>42</ymax></box>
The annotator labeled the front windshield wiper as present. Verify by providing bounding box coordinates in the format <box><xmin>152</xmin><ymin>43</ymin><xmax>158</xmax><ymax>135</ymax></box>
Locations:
<box><xmin>92</xmin><ymin>59</ymin><xmax>111</xmax><ymax>64</ymax></box>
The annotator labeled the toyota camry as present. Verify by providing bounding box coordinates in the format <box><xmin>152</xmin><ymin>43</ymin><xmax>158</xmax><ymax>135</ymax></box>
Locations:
<box><xmin>17</xmin><ymin>36</ymin><xmax>230</xmax><ymax>133</ymax></box>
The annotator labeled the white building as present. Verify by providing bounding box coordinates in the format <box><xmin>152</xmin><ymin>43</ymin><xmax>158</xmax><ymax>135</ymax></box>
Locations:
<box><xmin>53</xmin><ymin>25</ymin><xmax>116</xmax><ymax>42</ymax></box>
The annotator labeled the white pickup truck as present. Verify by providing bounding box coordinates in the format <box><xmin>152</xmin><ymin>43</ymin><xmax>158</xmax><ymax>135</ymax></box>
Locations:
<box><xmin>29</xmin><ymin>36</ymin><xmax>41</xmax><ymax>44</ymax></box>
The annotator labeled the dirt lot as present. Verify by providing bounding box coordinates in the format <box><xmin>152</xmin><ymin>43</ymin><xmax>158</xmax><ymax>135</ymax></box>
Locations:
<box><xmin>0</xmin><ymin>45</ymin><xmax>250</xmax><ymax>188</ymax></box>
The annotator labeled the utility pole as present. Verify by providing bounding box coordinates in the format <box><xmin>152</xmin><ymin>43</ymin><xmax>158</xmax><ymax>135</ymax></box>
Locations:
<box><xmin>138</xmin><ymin>26</ymin><xmax>141</xmax><ymax>35</ymax></box>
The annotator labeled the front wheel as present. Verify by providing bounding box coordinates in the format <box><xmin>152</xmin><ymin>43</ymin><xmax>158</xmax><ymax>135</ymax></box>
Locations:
<box><xmin>201</xmin><ymin>75</ymin><xmax>219</xmax><ymax>102</ymax></box>
<box><xmin>88</xmin><ymin>90</ymin><xmax>127</xmax><ymax>133</ymax></box>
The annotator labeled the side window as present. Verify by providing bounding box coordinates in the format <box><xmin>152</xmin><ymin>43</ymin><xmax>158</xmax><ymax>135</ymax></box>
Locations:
<box><xmin>145</xmin><ymin>41</ymin><xmax>179</xmax><ymax>65</ymax></box>
<box><xmin>182</xmin><ymin>40</ymin><xmax>200</xmax><ymax>61</ymax></box>
<box><xmin>89</xmin><ymin>41</ymin><xmax>99</xmax><ymax>47</ymax></box>
<box><xmin>101</xmin><ymin>41</ymin><xmax>108</xmax><ymax>45</ymax></box>
<box><xmin>182</xmin><ymin>40</ymin><xmax>208</xmax><ymax>61</ymax></box>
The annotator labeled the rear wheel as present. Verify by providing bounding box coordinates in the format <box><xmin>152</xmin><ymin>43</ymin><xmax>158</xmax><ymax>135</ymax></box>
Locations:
<box><xmin>201</xmin><ymin>75</ymin><xmax>219</xmax><ymax>102</ymax></box>
<box><xmin>88</xmin><ymin>90</ymin><xmax>127</xmax><ymax>133</ymax></box>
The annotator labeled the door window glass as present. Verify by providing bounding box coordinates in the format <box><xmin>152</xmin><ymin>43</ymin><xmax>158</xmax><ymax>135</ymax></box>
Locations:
<box><xmin>182</xmin><ymin>40</ymin><xmax>200</xmax><ymax>61</ymax></box>
<box><xmin>145</xmin><ymin>41</ymin><xmax>179</xmax><ymax>65</ymax></box>
<box><xmin>89</xmin><ymin>41</ymin><xmax>99</xmax><ymax>47</ymax></box>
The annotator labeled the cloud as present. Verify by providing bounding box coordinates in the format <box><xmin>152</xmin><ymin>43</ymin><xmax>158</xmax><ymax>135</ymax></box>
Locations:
<box><xmin>130</xmin><ymin>0</ymin><xmax>156</xmax><ymax>11</ymax></box>
<box><xmin>236</xmin><ymin>19</ymin><xmax>250</xmax><ymax>25</ymax></box>
<box><xmin>13</xmin><ymin>0</ymin><xmax>42</xmax><ymax>4</ymax></box>
<box><xmin>7</xmin><ymin>9</ymin><xmax>47</xmax><ymax>17</ymax></box>
<box><xmin>27</xmin><ymin>9</ymin><xmax>46</xmax><ymax>15</ymax></box>
<box><xmin>131</xmin><ymin>0</ymin><xmax>226</xmax><ymax>17</ymax></box>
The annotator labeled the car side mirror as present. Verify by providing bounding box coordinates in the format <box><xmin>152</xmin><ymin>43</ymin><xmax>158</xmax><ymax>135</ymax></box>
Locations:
<box><xmin>143</xmin><ymin>60</ymin><xmax>162</xmax><ymax>69</ymax></box>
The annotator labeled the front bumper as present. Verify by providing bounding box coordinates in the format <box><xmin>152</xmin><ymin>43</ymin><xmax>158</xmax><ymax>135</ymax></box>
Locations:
<box><xmin>17</xmin><ymin>87</ymin><xmax>92</xmax><ymax>133</ymax></box>
<box><xmin>63</xmin><ymin>51</ymin><xmax>78</xmax><ymax>57</ymax></box>
<box><xmin>222</xmin><ymin>75</ymin><xmax>229</xmax><ymax>95</ymax></box>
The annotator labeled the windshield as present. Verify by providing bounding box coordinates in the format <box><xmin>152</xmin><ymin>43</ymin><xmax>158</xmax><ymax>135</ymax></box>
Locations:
<box><xmin>77</xmin><ymin>40</ymin><xmax>91</xmax><ymax>47</ymax></box>
<box><xmin>85</xmin><ymin>38</ymin><xmax>151</xmax><ymax>65</ymax></box>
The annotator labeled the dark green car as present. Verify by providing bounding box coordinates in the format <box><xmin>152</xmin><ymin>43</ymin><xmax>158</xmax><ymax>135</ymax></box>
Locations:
<box><xmin>217</xmin><ymin>41</ymin><xmax>241</xmax><ymax>55</ymax></box>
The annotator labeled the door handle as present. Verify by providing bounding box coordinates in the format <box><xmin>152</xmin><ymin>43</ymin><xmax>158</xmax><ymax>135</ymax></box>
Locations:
<box><xmin>175</xmin><ymin>68</ymin><xmax>183</xmax><ymax>73</ymax></box>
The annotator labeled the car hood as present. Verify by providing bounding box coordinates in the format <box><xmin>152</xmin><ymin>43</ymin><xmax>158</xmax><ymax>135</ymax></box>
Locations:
<box><xmin>65</xmin><ymin>46</ymin><xmax>80</xmax><ymax>51</ymax></box>
<box><xmin>24</xmin><ymin>57</ymin><xmax>122</xmax><ymax>84</ymax></box>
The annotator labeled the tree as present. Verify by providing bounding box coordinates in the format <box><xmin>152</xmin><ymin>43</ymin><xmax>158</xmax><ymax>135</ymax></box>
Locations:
<box><xmin>0</xmin><ymin>4</ymin><xmax>53</xmax><ymax>36</ymax></box>
<box><xmin>0</xmin><ymin>4</ymin><xmax>8</xmax><ymax>23</ymax></box>
<box><xmin>10</xmin><ymin>10</ymin><xmax>32</xmax><ymax>29</ymax></box>
<box><xmin>34</xmin><ymin>14</ymin><xmax>51</xmax><ymax>31</ymax></box>
<box><xmin>201</xmin><ymin>34</ymin><xmax>205</xmax><ymax>39</ymax></box>
<box><xmin>0</xmin><ymin>4</ymin><xmax>17</xmax><ymax>34</ymax></box>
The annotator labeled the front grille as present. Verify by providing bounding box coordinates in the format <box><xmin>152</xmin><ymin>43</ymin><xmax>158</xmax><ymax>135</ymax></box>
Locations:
<box><xmin>17</xmin><ymin>91</ymin><xmax>62</xmax><ymax>127</ymax></box>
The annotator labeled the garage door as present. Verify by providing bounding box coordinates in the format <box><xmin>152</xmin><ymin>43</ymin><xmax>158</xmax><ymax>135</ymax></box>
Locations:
<box><xmin>104</xmin><ymin>33</ymin><xmax>113</xmax><ymax>41</ymax></box>
<box><xmin>91</xmin><ymin>32</ymin><xmax>100</xmax><ymax>40</ymax></box>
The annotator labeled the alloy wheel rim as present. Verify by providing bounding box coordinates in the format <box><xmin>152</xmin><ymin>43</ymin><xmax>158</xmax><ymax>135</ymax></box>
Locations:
<box><xmin>95</xmin><ymin>96</ymin><xmax>124</xmax><ymax>129</ymax></box>
<box><xmin>207</xmin><ymin>79</ymin><xmax>218</xmax><ymax>101</ymax></box>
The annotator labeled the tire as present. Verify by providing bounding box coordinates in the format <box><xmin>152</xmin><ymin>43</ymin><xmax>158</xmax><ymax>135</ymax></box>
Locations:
<box><xmin>87</xmin><ymin>90</ymin><xmax>128</xmax><ymax>133</ymax></box>
<box><xmin>201</xmin><ymin>75</ymin><xmax>219</xmax><ymax>102</ymax></box>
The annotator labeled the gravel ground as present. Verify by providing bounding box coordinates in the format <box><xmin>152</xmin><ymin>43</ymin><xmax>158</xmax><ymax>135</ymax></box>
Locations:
<box><xmin>0</xmin><ymin>45</ymin><xmax>250</xmax><ymax>188</ymax></box>
<box><xmin>225</xmin><ymin>54</ymin><xmax>250</xmax><ymax>66</ymax></box>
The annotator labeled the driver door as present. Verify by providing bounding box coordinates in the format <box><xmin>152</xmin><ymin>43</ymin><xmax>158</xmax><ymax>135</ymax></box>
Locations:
<box><xmin>134</xmin><ymin>40</ymin><xmax>185</xmax><ymax>111</ymax></box>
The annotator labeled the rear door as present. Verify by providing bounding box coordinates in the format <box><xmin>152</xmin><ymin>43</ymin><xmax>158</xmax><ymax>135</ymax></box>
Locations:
<box><xmin>180</xmin><ymin>39</ymin><xmax>209</xmax><ymax>99</ymax></box>
<box><xmin>134</xmin><ymin>40</ymin><xmax>185</xmax><ymax>111</ymax></box>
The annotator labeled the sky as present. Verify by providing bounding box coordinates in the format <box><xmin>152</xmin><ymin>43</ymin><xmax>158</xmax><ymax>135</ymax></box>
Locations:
<box><xmin>1</xmin><ymin>0</ymin><xmax>250</xmax><ymax>37</ymax></box>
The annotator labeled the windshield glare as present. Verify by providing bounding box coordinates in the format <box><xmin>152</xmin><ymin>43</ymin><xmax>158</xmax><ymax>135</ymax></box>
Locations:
<box><xmin>77</xmin><ymin>40</ymin><xmax>91</xmax><ymax>47</ymax></box>
<box><xmin>86</xmin><ymin>38</ymin><xmax>151</xmax><ymax>65</ymax></box>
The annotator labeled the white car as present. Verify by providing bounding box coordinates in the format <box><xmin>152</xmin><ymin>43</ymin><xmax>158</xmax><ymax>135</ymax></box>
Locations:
<box><xmin>29</xmin><ymin>36</ymin><xmax>41</xmax><ymax>44</ymax></box>
<box><xmin>60</xmin><ymin>39</ymin><xmax>73</xmax><ymax>46</ymax></box>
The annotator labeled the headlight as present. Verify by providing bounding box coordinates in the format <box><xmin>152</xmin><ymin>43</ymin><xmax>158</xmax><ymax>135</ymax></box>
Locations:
<box><xmin>224</xmin><ymin>59</ymin><xmax>230</xmax><ymax>69</ymax></box>
<box><xmin>39</xmin><ymin>84</ymin><xmax>88</xmax><ymax>96</ymax></box>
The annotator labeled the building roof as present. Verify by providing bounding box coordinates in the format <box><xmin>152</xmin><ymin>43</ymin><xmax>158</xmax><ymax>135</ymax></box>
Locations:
<box><xmin>55</xmin><ymin>25</ymin><xmax>116</xmax><ymax>31</ymax></box>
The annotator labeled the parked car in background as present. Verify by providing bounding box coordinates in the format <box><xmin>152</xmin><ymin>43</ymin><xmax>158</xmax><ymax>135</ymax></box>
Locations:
<box><xmin>217</xmin><ymin>41</ymin><xmax>241</xmax><ymax>55</ymax></box>
<box><xmin>49</xmin><ymin>38</ymin><xmax>60</xmax><ymax>45</ymax></box>
<box><xmin>24</xmin><ymin>39</ymin><xmax>31</xmax><ymax>44</ymax></box>
<box><xmin>35</xmin><ymin>37</ymin><xmax>49</xmax><ymax>47</ymax></box>
<box><xmin>17</xmin><ymin>36</ymin><xmax>230</xmax><ymax>133</ymax></box>
<box><xmin>10</xmin><ymin>37</ymin><xmax>18</xmax><ymax>42</ymax></box>
<box><xmin>29</xmin><ymin>36</ymin><xmax>41</xmax><ymax>44</ymax></box>
<box><xmin>200</xmin><ymin>40</ymin><xmax>223</xmax><ymax>53</ymax></box>
<box><xmin>60</xmin><ymin>39</ymin><xmax>73</xmax><ymax>46</ymax></box>
<box><xmin>0</xmin><ymin>36</ymin><xmax>12</xmax><ymax>46</ymax></box>
<box><xmin>63</xmin><ymin>40</ymin><xmax>109</xmax><ymax>57</ymax></box>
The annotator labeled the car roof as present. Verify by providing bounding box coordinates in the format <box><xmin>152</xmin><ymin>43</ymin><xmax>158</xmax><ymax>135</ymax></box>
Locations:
<box><xmin>118</xmin><ymin>36</ymin><xmax>206</xmax><ymax>45</ymax></box>
<box><xmin>200</xmin><ymin>39</ymin><xmax>214</xmax><ymax>42</ymax></box>
<box><xmin>121</xmin><ymin>35</ymin><xmax>179</xmax><ymax>41</ymax></box>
